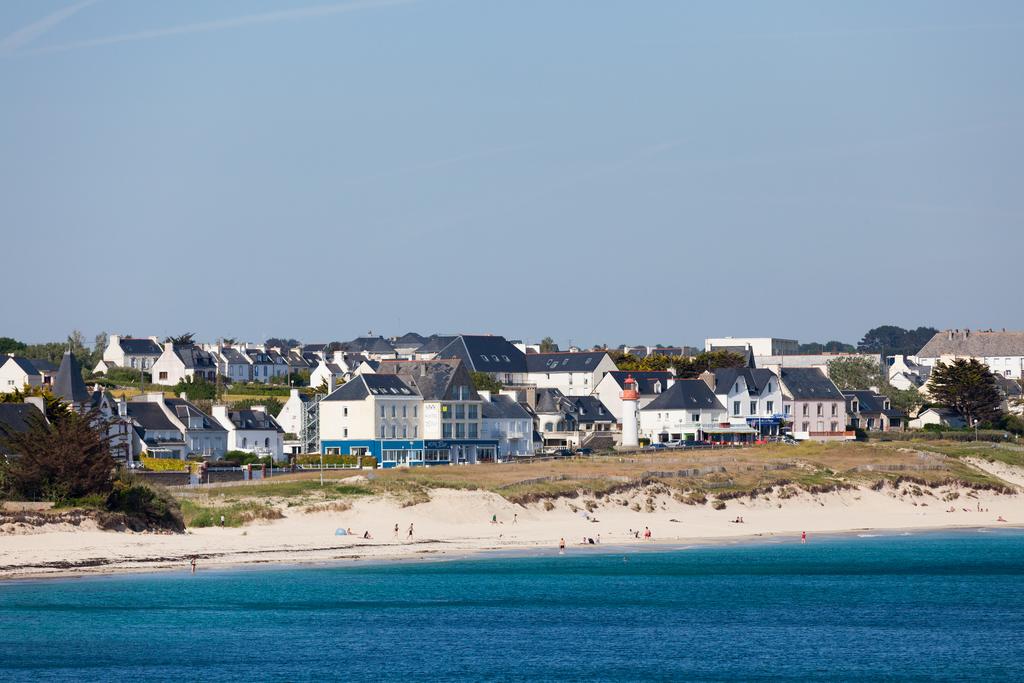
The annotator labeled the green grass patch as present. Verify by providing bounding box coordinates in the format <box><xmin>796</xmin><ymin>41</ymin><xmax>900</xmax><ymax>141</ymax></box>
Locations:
<box><xmin>180</xmin><ymin>500</ymin><xmax>284</xmax><ymax>528</ymax></box>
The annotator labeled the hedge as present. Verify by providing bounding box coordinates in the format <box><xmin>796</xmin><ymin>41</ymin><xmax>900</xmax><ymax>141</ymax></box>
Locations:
<box><xmin>140</xmin><ymin>456</ymin><xmax>187</xmax><ymax>472</ymax></box>
<box><xmin>296</xmin><ymin>454</ymin><xmax>377</xmax><ymax>468</ymax></box>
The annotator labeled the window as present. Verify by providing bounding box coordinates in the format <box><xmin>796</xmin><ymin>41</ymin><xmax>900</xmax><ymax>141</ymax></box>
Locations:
<box><xmin>468</xmin><ymin>424</ymin><xmax>478</xmax><ymax>438</ymax></box>
<box><xmin>343</xmin><ymin>407</ymin><xmax>348</xmax><ymax>417</ymax></box>
<box><xmin>391</xmin><ymin>405</ymin><xmax>396</xmax><ymax>418</ymax></box>
<box><xmin>455</xmin><ymin>423</ymin><xmax>466</xmax><ymax>438</ymax></box>
<box><xmin>442</xmin><ymin>423</ymin><xmax>453</xmax><ymax>438</ymax></box>
<box><xmin>544</xmin><ymin>422</ymin><xmax>554</xmax><ymax>432</ymax></box>
<box><xmin>242</xmin><ymin>437</ymin><xmax>247</xmax><ymax>447</ymax></box>
<box><xmin>784</xmin><ymin>404</ymin><xmax>791</xmax><ymax>416</ymax></box>
<box><xmin>390</xmin><ymin>425</ymin><xmax>397</xmax><ymax>438</ymax></box>
<box><xmin>733</xmin><ymin>401</ymin><xmax>740</xmax><ymax>416</ymax></box>
<box><xmin>380</xmin><ymin>425</ymin><xmax>386</xmax><ymax>438</ymax></box>
<box><xmin>343</xmin><ymin>428</ymin><xmax>348</xmax><ymax>438</ymax></box>
<box><xmin>380</xmin><ymin>405</ymin><xmax>386</xmax><ymax>417</ymax></box>
<box><xmin>159</xmin><ymin>372</ymin><xmax>168</xmax><ymax>380</ymax></box>
<box><xmin>402</xmin><ymin>405</ymin><xmax>407</xmax><ymax>418</ymax></box>
<box><xmin>802</xmin><ymin>404</ymin><xmax>809</xmax><ymax>416</ymax></box>
<box><xmin>413</xmin><ymin>406</ymin><xmax>418</xmax><ymax>418</ymax></box>
<box><xmin>750</xmin><ymin>401</ymin><xmax>757</xmax><ymax>414</ymax></box>
<box><xmin>831</xmin><ymin>403</ymin><xmax>837</xmax><ymax>417</ymax></box>
<box><xmin>402</xmin><ymin>425</ymin><xmax>407</xmax><ymax>438</ymax></box>
<box><xmin>817</xmin><ymin>403</ymin><xmax>823</xmax><ymax>417</ymax></box>
<box><xmin>265</xmin><ymin>437</ymin><xmax>270</xmax><ymax>447</ymax></box>
<box><xmin>468</xmin><ymin>405</ymin><xmax>478</xmax><ymax>420</ymax></box>
<box><xmin>766</xmin><ymin>401</ymin><xmax>774</xmax><ymax>414</ymax></box>
<box><xmin>691</xmin><ymin>413</ymin><xmax>700</xmax><ymax>422</ymax></box>
<box><xmin>802</xmin><ymin>421</ymin><xmax>810</xmax><ymax>432</ymax></box>
<box><xmin>413</xmin><ymin>426</ymin><xmax>418</xmax><ymax>438</ymax></box>
<box><xmin>830</xmin><ymin>421</ymin><xmax>838</xmax><ymax>432</ymax></box>
<box><xmin>455</xmin><ymin>404</ymin><xmax>465</xmax><ymax>420</ymax></box>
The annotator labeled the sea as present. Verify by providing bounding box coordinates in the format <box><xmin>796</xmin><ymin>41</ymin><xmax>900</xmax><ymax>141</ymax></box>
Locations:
<box><xmin>2</xmin><ymin>530</ymin><xmax>1024</xmax><ymax>682</ymax></box>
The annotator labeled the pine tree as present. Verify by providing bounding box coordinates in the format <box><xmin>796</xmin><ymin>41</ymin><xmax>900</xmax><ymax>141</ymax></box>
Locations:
<box><xmin>927</xmin><ymin>359</ymin><xmax>1003</xmax><ymax>426</ymax></box>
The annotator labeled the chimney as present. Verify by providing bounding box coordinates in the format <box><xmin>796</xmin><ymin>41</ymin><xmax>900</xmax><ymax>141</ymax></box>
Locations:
<box><xmin>108</xmin><ymin>334</ymin><xmax>120</xmax><ymax>351</ymax></box>
<box><xmin>666</xmin><ymin>377</ymin><xmax>675</xmax><ymax>389</ymax></box>
<box><xmin>290</xmin><ymin>388</ymin><xmax>300</xmax><ymax>400</ymax></box>
<box><xmin>179</xmin><ymin>392</ymin><xmax>188</xmax><ymax>400</ymax></box>
<box><xmin>118</xmin><ymin>396</ymin><xmax>127</xmax><ymax>417</ymax></box>
<box><xmin>251</xmin><ymin>405</ymin><xmax>266</xmax><ymax>414</ymax></box>
<box><xmin>164</xmin><ymin>341</ymin><xmax>175</xmax><ymax>353</ymax></box>
<box><xmin>212</xmin><ymin>405</ymin><xmax>228</xmax><ymax>420</ymax></box>
<box><xmin>948</xmin><ymin>330</ymin><xmax>954</xmax><ymax>340</ymax></box>
<box><xmin>24</xmin><ymin>396</ymin><xmax>45</xmax><ymax>416</ymax></box>
<box><xmin>477</xmin><ymin>390</ymin><xmax>491</xmax><ymax>402</ymax></box>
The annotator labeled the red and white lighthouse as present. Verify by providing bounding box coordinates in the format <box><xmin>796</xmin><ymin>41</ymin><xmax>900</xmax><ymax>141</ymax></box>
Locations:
<box><xmin>620</xmin><ymin>374</ymin><xmax>639</xmax><ymax>448</ymax></box>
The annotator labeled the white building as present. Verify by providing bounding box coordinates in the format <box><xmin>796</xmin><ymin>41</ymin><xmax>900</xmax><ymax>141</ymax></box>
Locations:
<box><xmin>917</xmin><ymin>328</ymin><xmax>1024</xmax><ymax>379</ymax></box>
<box><xmin>525</xmin><ymin>351</ymin><xmax>617</xmax><ymax>397</ymax></box>
<box><xmin>212</xmin><ymin>405</ymin><xmax>285</xmax><ymax>461</ymax></box>
<box><xmin>778</xmin><ymin>367</ymin><xmax>850</xmax><ymax>441</ymax></box>
<box><xmin>0</xmin><ymin>356</ymin><xmax>44</xmax><ymax>393</ymax></box>
<box><xmin>699</xmin><ymin>367</ymin><xmax>784</xmax><ymax>437</ymax></box>
<box><xmin>705</xmin><ymin>337</ymin><xmax>799</xmax><ymax>356</ymax></box>
<box><xmin>480</xmin><ymin>390</ymin><xmax>534</xmax><ymax>459</ymax></box>
<box><xmin>97</xmin><ymin>335</ymin><xmax>163</xmax><ymax>374</ymax></box>
<box><xmin>151</xmin><ymin>343</ymin><xmax>219</xmax><ymax>385</ymax></box>
<box><xmin>594</xmin><ymin>371</ymin><xmax>673</xmax><ymax>422</ymax></box>
<box><xmin>276</xmin><ymin>388</ymin><xmax>310</xmax><ymax>437</ymax></box>
<box><xmin>639</xmin><ymin>380</ymin><xmax>730</xmax><ymax>443</ymax></box>
<box><xmin>126</xmin><ymin>393</ymin><xmax>227</xmax><ymax>459</ymax></box>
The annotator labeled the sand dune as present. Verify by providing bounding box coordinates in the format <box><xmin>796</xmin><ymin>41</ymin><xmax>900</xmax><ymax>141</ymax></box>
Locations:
<box><xmin>2</xmin><ymin>478</ymin><xmax>1022</xmax><ymax>580</ymax></box>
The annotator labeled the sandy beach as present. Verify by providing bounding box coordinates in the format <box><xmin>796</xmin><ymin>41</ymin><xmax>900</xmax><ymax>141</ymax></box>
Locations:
<box><xmin>3</xmin><ymin>466</ymin><xmax>1022</xmax><ymax>581</ymax></box>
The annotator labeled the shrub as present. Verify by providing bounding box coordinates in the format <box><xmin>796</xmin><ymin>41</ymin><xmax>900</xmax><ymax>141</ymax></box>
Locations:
<box><xmin>172</xmin><ymin>376</ymin><xmax>218</xmax><ymax>401</ymax></box>
<box><xmin>711</xmin><ymin>499</ymin><xmax>726</xmax><ymax>510</ymax></box>
<box><xmin>105</xmin><ymin>474</ymin><xmax>184</xmax><ymax>532</ymax></box>
<box><xmin>296</xmin><ymin>454</ymin><xmax>377</xmax><ymax>468</ymax></box>
<box><xmin>140</xmin><ymin>456</ymin><xmax>187</xmax><ymax>472</ymax></box>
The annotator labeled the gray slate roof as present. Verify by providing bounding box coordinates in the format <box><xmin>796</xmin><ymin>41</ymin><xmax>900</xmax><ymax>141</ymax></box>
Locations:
<box><xmin>323</xmin><ymin>374</ymin><xmax>419</xmax><ymax>401</ymax></box>
<box><xmin>341</xmin><ymin>336</ymin><xmax>397</xmax><ymax>356</ymax></box>
<box><xmin>525</xmin><ymin>351</ymin><xmax>609</xmax><ymax>373</ymax></box>
<box><xmin>482</xmin><ymin>394</ymin><xmax>531</xmax><ymax>420</ymax></box>
<box><xmin>224</xmin><ymin>409</ymin><xmax>284</xmax><ymax>432</ymax></box>
<box><xmin>175</xmin><ymin>345</ymin><xmax>217</xmax><ymax>370</ymax></box>
<box><xmin>118</xmin><ymin>338</ymin><xmax>162</xmax><ymax>355</ymax></box>
<box><xmin>780</xmin><ymin>367</ymin><xmax>844</xmax><ymax>400</ymax></box>
<box><xmin>165</xmin><ymin>398</ymin><xmax>226</xmax><ymax>431</ymax></box>
<box><xmin>709</xmin><ymin>368</ymin><xmax>777</xmax><ymax>394</ymax></box>
<box><xmin>376</xmin><ymin>359</ymin><xmax>478</xmax><ymax>401</ymax></box>
<box><xmin>53</xmin><ymin>351</ymin><xmax>91</xmax><ymax>405</ymax></box>
<box><xmin>641</xmin><ymin>380</ymin><xmax>725</xmax><ymax>412</ymax></box>
<box><xmin>438</xmin><ymin>335</ymin><xmax>527</xmax><ymax>373</ymax></box>
<box><xmin>126</xmin><ymin>402</ymin><xmax>177</xmax><ymax>431</ymax></box>
<box><xmin>918</xmin><ymin>329</ymin><xmax>1024</xmax><ymax>358</ymax></box>
<box><xmin>0</xmin><ymin>404</ymin><xmax>42</xmax><ymax>453</ymax></box>
<box><xmin>604</xmin><ymin>371</ymin><xmax>672</xmax><ymax>395</ymax></box>
<box><xmin>413</xmin><ymin>335</ymin><xmax>457</xmax><ymax>355</ymax></box>
<box><xmin>2</xmin><ymin>356</ymin><xmax>42</xmax><ymax>376</ymax></box>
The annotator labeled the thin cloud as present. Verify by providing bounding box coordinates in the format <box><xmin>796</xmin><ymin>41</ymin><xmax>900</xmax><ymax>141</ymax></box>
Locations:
<box><xmin>23</xmin><ymin>0</ymin><xmax>416</xmax><ymax>56</ymax></box>
<box><xmin>0</xmin><ymin>0</ymin><xmax>100</xmax><ymax>55</ymax></box>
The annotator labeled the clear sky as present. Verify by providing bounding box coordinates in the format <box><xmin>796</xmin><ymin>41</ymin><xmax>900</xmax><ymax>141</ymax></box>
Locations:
<box><xmin>2</xmin><ymin>0</ymin><xmax>1022</xmax><ymax>349</ymax></box>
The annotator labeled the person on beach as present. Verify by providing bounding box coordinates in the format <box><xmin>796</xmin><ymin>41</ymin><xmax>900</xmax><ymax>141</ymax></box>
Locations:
<box><xmin>408</xmin><ymin>523</ymin><xmax>414</xmax><ymax>540</ymax></box>
<box><xmin>394</xmin><ymin>523</ymin><xmax>399</xmax><ymax>538</ymax></box>
<box><xmin>559</xmin><ymin>538</ymin><xmax>565</xmax><ymax>553</ymax></box>
<box><xmin>513</xmin><ymin>514</ymin><xmax>518</xmax><ymax>524</ymax></box>
<box><xmin>491</xmin><ymin>514</ymin><xmax>497</xmax><ymax>524</ymax></box>
<box><xmin>643</xmin><ymin>527</ymin><xmax>651</xmax><ymax>541</ymax></box>
<box><xmin>801</xmin><ymin>531</ymin><xmax>806</xmax><ymax>544</ymax></box>
<box><xmin>190</xmin><ymin>557</ymin><xmax>197</xmax><ymax>574</ymax></box>
<box><xmin>219</xmin><ymin>514</ymin><xmax>225</xmax><ymax>527</ymax></box>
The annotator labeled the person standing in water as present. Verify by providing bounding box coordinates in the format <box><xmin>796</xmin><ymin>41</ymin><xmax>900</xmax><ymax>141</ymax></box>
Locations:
<box><xmin>190</xmin><ymin>557</ymin><xmax>197</xmax><ymax>574</ymax></box>
<box><xmin>559</xmin><ymin>538</ymin><xmax>565</xmax><ymax>554</ymax></box>
<box><xmin>801</xmin><ymin>531</ymin><xmax>807</xmax><ymax>544</ymax></box>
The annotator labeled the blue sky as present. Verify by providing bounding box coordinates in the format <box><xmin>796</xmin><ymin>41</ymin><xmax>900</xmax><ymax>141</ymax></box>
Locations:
<box><xmin>2</xmin><ymin>0</ymin><xmax>1022</xmax><ymax>348</ymax></box>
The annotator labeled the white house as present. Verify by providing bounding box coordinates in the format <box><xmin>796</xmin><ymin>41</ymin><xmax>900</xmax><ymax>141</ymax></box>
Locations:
<box><xmin>97</xmin><ymin>335</ymin><xmax>163</xmax><ymax>374</ymax></box>
<box><xmin>705</xmin><ymin>337</ymin><xmax>799</xmax><ymax>356</ymax></box>
<box><xmin>318</xmin><ymin>373</ymin><xmax>424</xmax><ymax>467</ymax></box>
<box><xmin>479</xmin><ymin>390</ymin><xmax>534</xmax><ymax>460</ymax></box>
<box><xmin>0</xmin><ymin>356</ymin><xmax>44</xmax><ymax>394</ymax></box>
<box><xmin>126</xmin><ymin>393</ymin><xmax>227</xmax><ymax>459</ymax></box>
<box><xmin>908</xmin><ymin>407</ymin><xmax>967</xmax><ymax>430</ymax></box>
<box><xmin>151</xmin><ymin>343</ymin><xmax>218</xmax><ymax>385</ymax></box>
<box><xmin>699</xmin><ymin>367</ymin><xmax>784</xmax><ymax>437</ymax></box>
<box><xmin>887</xmin><ymin>355</ymin><xmax>930</xmax><ymax>391</ymax></box>
<box><xmin>778</xmin><ymin>367</ymin><xmax>850</xmax><ymax>441</ymax></box>
<box><xmin>525</xmin><ymin>351</ymin><xmax>617</xmax><ymax>397</ymax></box>
<box><xmin>917</xmin><ymin>328</ymin><xmax>1024</xmax><ymax>379</ymax></box>
<box><xmin>594</xmin><ymin>371</ymin><xmax>673</xmax><ymax>422</ymax></box>
<box><xmin>212</xmin><ymin>405</ymin><xmax>285</xmax><ymax>461</ymax></box>
<box><xmin>276</xmin><ymin>388</ymin><xmax>310</xmax><ymax>437</ymax></box>
<box><xmin>639</xmin><ymin>380</ymin><xmax>730</xmax><ymax>443</ymax></box>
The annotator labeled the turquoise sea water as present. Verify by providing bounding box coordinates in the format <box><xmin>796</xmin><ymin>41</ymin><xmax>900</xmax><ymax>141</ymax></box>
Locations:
<box><xmin>2</xmin><ymin>530</ymin><xmax>1024</xmax><ymax>681</ymax></box>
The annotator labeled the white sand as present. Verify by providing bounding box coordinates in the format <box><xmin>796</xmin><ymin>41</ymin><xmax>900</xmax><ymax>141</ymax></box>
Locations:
<box><xmin>3</xmin><ymin>476</ymin><xmax>1023</xmax><ymax>580</ymax></box>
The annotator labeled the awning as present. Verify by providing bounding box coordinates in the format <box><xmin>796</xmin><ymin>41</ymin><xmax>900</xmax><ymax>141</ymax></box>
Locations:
<box><xmin>701</xmin><ymin>425</ymin><xmax>757</xmax><ymax>434</ymax></box>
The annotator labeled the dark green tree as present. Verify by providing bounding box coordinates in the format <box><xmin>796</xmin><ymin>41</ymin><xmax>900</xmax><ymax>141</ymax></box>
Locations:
<box><xmin>857</xmin><ymin>325</ymin><xmax>938</xmax><ymax>355</ymax></box>
<box><xmin>0</xmin><ymin>337</ymin><xmax>26</xmax><ymax>354</ymax></box>
<box><xmin>827</xmin><ymin>357</ymin><xmax>884</xmax><ymax>390</ymax></box>
<box><xmin>538</xmin><ymin>337</ymin><xmax>558</xmax><ymax>353</ymax></box>
<box><xmin>928</xmin><ymin>359</ymin><xmax>1003</xmax><ymax>426</ymax></box>
<box><xmin>164</xmin><ymin>333</ymin><xmax>196</xmax><ymax>345</ymax></box>
<box><xmin>470</xmin><ymin>372</ymin><xmax>504</xmax><ymax>393</ymax></box>
<box><xmin>0</xmin><ymin>407</ymin><xmax>115</xmax><ymax>503</ymax></box>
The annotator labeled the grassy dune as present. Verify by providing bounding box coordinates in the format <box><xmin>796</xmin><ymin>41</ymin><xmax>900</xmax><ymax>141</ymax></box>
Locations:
<box><xmin>172</xmin><ymin>441</ymin><xmax>1023</xmax><ymax>518</ymax></box>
